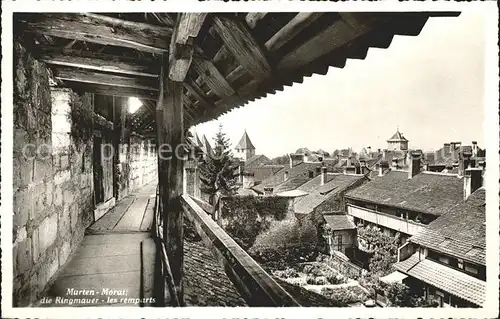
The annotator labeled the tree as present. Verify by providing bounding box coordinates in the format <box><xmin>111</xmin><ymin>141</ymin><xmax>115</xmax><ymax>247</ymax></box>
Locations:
<box><xmin>198</xmin><ymin>123</ymin><xmax>239</xmax><ymax>213</ymax></box>
<box><xmin>357</xmin><ymin>224</ymin><xmax>400</xmax><ymax>276</ymax></box>
<box><xmin>270</xmin><ymin>154</ymin><xmax>289</xmax><ymax>165</ymax></box>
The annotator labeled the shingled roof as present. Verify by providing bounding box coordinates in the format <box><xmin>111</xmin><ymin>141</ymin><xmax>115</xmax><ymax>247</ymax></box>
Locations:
<box><xmin>345</xmin><ymin>171</ymin><xmax>464</xmax><ymax>216</ymax></box>
<box><xmin>235</xmin><ymin>130</ymin><xmax>255</xmax><ymax>150</ymax></box>
<box><xmin>410</xmin><ymin>188</ymin><xmax>486</xmax><ymax>265</ymax></box>
<box><xmin>394</xmin><ymin>253</ymin><xmax>485</xmax><ymax>307</ymax></box>
<box><xmin>387</xmin><ymin>129</ymin><xmax>408</xmax><ymax>142</ymax></box>
<box><xmin>253</xmin><ymin>162</ymin><xmax>325</xmax><ymax>193</ymax></box>
<box><xmin>295</xmin><ymin>173</ymin><xmax>367</xmax><ymax>214</ymax></box>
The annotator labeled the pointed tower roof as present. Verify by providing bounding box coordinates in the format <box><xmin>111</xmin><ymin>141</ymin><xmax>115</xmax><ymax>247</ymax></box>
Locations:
<box><xmin>202</xmin><ymin>135</ymin><xmax>213</xmax><ymax>155</ymax></box>
<box><xmin>235</xmin><ymin>130</ymin><xmax>255</xmax><ymax>150</ymax></box>
<box><xmin>195</xmin><ymin>133</ymin><xmax>203</xmax><ymax>147</ymax></box>
<box><xmin>387</xmin><ymin>129</ymin><xmax>408</xmax><ymax>142</ymax></box>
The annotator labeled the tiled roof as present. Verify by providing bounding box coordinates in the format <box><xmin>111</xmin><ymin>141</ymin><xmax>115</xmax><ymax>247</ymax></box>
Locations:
<box><xmin>254</xmin><ymin>162</ymin><xmax>324</xmax><ymax>193</ymax></box>
<box><xmin>394</xmin><ymin>253</ymin><xmax>485</xmax><ymax>307</ymax></box>
<box><xmin>387</xmin><ymin>130</ymin><xmax>408</xmax><ymax>142</ymax></box>
<box><xmin>410</xmin><ymin>189</ymin><xmax>486</xmax><ymax>265</ymax></box>
<box><xmin>295</xmin><ymin>174</ymin><xmax>366</xmax><ymax>214</ymax></box>
<box><xmin>324</xmin><ymin>214</ymin><xmax>356</xmax><ymax>230</ymax></box>
<box><xmin>235</xmin><ymin>130</ymin><xmax>255</xmax><ymax>150</ymax></box>
<box><xmin>274</xmin><ymin>176</ymin><xmax>311</xmax><ymax>193</ymax></box>
<box><xmin>184</xmin><ymin>240</ymin><xmax>247</xmax><ymax>306</ymax></box>
<box><xmin>236</xmin><ymin>188</ymin><xmax>259</xmax><ymax>196</ymax></box>
<box><xmin>296</xmin><ymin>174</ymin><xmax>335</xmax><ymax>193</ymax></box>
<box><xmin>345</xmin><ymin>171</ymin><xmax>464</xmax><ymax>216</ymax></box>
<box><xmin>244</xmin><ymin>154</ymin><xmax>271</xmax><ymax>168</ymax></box>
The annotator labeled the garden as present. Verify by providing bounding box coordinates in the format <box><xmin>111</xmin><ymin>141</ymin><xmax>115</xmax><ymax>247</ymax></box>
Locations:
<box><xmin>271</xmin><ymin>260</ymin><xmax>370</xmax><ymax>307</ymax></box>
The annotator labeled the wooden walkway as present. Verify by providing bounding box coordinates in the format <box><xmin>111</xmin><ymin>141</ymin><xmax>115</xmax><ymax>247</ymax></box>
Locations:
<box><xmin>42</xmin><ymin>183</ymin><xmax>159</xmax><ymax>307</ymax></box>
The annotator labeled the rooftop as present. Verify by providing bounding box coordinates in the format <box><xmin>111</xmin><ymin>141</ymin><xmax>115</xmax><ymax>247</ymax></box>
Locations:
<box><xmin>410</xmin><ymin>188</ymin><xmax>486</xmax><ymax>265</ymax></box>
<box><xmin>394</xmin><ymin>253</ymin><xmax>485</xmax><ymax>307</ymax></box>
<box><xmin>235</xmin><ymin>130</ymin><xmax>255</xmax><ymax>150</ymax></box>
<box><xmin>324</xmin><ymin>214</ymin><xmax>356</xmax><ymax>230</ymax></box>
<box><xmin>345</xmin><ymin>170</ymin><xmax>464</xmax><ymax>216</ymax></box>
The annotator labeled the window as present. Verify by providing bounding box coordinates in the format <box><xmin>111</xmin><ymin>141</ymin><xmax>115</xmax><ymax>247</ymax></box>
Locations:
<box><xmin>457</xmin><ymin>258</ymin><xmax>464</xmax><ymax>269</ymax></box>
<box><xmin>438</xmin><ymin>255</ymin><xmax>450</xmax><ymax>265</ymax></box>
<box><xmin>337</xmin><ymin>234</ymin><xmax>342</xmax><ymax>251</ymax></box>
<box><xmin>465</xmin><ymin>264</ymin><xmax>478</xmax><ymax>275</ymax></box>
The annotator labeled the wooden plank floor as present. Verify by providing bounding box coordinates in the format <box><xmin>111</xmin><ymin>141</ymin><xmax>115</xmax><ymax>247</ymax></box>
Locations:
<box><xmin>41</xmin><ymin>182</ymin><xmax>159</xmax><ymax>307</ymax></box>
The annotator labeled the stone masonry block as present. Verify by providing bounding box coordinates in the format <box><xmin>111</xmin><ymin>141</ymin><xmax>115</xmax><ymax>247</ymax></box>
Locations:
<box><xmin>70</xmin><ymin>204</ymin><xmax>79</xmax><ymax>232</ymax></box>
<box><xmin>60</xmin><ymin>154</ymin><xmax>70</xmax><ymax>171</ymax></box>
<box><xmin>37</xmin><ymin>248</ymin><xmax>59</xmax><ymax>292</ymax></box>
<box><xmin>53</xmin><ymin>185</ymin><xmax>63</xmax><ymax>207</ymax></box>
<box><xmin>14</xmin><ymin>238</ymin><xmax>32</xmax><ymax>277</ymax></box>
<box><xmin>37</xmin><ymin>213</ymin><xmax>58</xmax><ymax>255</ymax></box>
<box><xmin>59</xmin><ymin>241</ymin><xmax>71</xmax><ymax>267</ymax></box>
<box><xmin>52</xmin><ymin>114</ymin><xmax>71</xmax><ymax>133</ymax></box>
<box><xmin>51</xmin><ymin>88</ymin><xmax>71</xmax><ymax>116</ymax></box>
<box><xmin>34</xmin><ymin>157</ymin><xmax>53</xmax><ymax>183</ymax></box>
<box><xmin>13</xmin><ymin>188</ymin><xmax>34</xmax><ymax>230</ymax></box>
<box><xmin>52</xmin><ymin>132</ymin><xmax>71</xmax><ymax>154</ymax></box>
<box><xmin>58</xmin><ymin>206</ymin><xmax>71</xmax><ymax>237</ymax></box>
<box><xmin>45</xmin><ymin>181</ymin><xmax>54</xmax><ymax>207</ymax></box>
<box><xmin>63</xmin><ymin>189</ymin><xmax>75</xmax><ymax>205</ymax></box>
<box><xmin>54</xmin><ymin>170</ymin><xmax>71</xmax><ymax>186</ymax></box>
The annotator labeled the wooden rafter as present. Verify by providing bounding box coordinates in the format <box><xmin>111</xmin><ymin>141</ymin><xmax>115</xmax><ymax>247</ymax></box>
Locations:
<box><xmin>183</xmin><ymin>80</ymin><xmax>213</xmax><ymax>110</ymax></box>
<box><xmin>191</xmin><ymin>58</ymin><xmax>235</xmax><ymax>98</ymax></box>
<box><xmin>66</xmin><ymin>82</ymin><xmax>157</xmax><ymax>100</ymax></box>
<box><xmin>277</xmin><ymin>15</ymin><xmax>379</xmax><ymax>70</ymax></box>
<box><xmin>212</xmin><ymin>16</ymin><xmax>271</xmax><ymax>80</ymax></box>
<box><xmin>53</xmin><ymin>67</ymin><xmax>159</xmax><ymax>91</ymax></box>
<box><xmin>169</xmin><ymin>13</ymin><xmax>208</xmax><ymax>82</ymax></box>
<box><xmin>264</xmin><ymin>13</ymin><xmax>324</xmax><ymax>52</ymax></box>
<box><xmin>20</xmin><ymin>13</ymin><xmax>172</xmax><ymax>54</ymax></box>
<box><xmin>38</xmin><ymin>47</ymin><xmax>159</xmax><ymax>77</ymax></box>
<box><xmin>245</xmin><ymin>13</ymin><xmax>267</xmax><ymax>29</ymax></box>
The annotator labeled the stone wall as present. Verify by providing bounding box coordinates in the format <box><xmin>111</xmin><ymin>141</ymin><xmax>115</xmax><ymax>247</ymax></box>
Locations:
<box><xmin>12</xmin><ymin>42</ymin><xmax>94</xmax><ymax>306</ymax></box>
<box><xmin>128</xmin><ymin>134</ymin><xmax>157</xmax><ymax>192</ymax></box>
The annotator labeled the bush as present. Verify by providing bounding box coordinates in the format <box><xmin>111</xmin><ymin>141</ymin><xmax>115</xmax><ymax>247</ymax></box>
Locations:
<box><xmin>249</xmin><ymin>218</ymin><xmax>319</xmax><ymax>267</ymax></box>
<box><xmin>320</xmin><ymin>286</ymin><xmax>368</xmax><ymax>305</ymax></box>
<box><xmin>326</xmin><ymin>272</ymin><xmax>346</xmax><ymax>285</ymax></box>
<box><xmin>274</xmin><ymin>268</ymin><xmax>300</xmax><ymax>279</ymax></box>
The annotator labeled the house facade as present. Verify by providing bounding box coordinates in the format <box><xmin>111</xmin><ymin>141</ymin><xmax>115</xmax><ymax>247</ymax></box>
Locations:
<box><xmin>393</xmin><ymin>183</ymin><xmax>486</xmax><ymax>308</ymax></box>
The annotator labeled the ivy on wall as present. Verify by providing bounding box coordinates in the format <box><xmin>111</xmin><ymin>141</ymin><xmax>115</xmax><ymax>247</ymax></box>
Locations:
<box><xmin>68</xmin><ymin>92</ymin><xmax>93</xmax><ymax>146</ymax></box>
<box><xmin>220</xmin><ymin>196</ymin><xmax>289</xmax><ymax>250</ymax></box>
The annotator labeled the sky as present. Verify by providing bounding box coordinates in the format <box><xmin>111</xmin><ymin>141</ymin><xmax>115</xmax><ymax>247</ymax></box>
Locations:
<box><xmin>192</xmin><ymin>11</ymin><xmax>485</xmax><ymax>159</ymax></box>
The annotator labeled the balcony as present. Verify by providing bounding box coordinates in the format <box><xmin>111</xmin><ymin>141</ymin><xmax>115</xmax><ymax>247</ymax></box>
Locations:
<box><xmin>346</xmin><ymin>204</ymin><xmax>426</xmax><ymax>236</ymax></box>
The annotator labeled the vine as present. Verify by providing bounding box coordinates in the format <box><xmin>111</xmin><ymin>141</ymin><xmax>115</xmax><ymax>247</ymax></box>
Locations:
<box><xmin>68</xmin><ymin>93</ymin><xmax>93</xmax><ymax>146</ymax></box>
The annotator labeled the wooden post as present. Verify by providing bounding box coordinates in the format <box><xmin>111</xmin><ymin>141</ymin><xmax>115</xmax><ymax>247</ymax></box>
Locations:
<box><xmin>156</xmin><ymin>53</ymin><xmax>185</xmax><ymax>305</ymax></box>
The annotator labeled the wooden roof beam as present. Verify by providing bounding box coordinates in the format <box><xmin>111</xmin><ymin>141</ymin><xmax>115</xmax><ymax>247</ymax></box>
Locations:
<box><xmin>191</xmin><ymin>58</ymin><xmax>235</xmax><ymax>98</ymax></box>
<box><xmin>38</xmin><ymin>47</ymin><xmax>159</xmax><ymax>78</ymax></box>
<box><xmin>64</xmin><ymin>82</ymin><xmax>158</xmax><ymax>100</ymax></box>
<box><xmin>169</xmin><ymin>13</ymin><xmax>208</xmax><ymax>82</ymax></box>
<box><xmin>20</xmin><ymin>13</ymin><xmax>172</xmax><ymax>54</ymax></box>
<box><xmin>212</xmin><ymin>16</ymin><xmax>271</xmax><ymax>80</ymax></box>
<box><xmin>245</xmin><ymin>13</ymin><xmax>267</xmax><ymax>29</ymax></box>
<box><xmin>277</xmin><ymin>15</ymin><xmax>376</xmax><ymax>70</ymax></box>
<box><xmin>183</xmin><ymin>80</ymin><xmax>213</xmax><ymax>110</ymax></box>
<box><xmin>264</xmin><ymin>13</ymin><xmax>324</xmax><ymax>52</ymax></box>
<box><xmin>53</xmin><ymin>66</ymin><xmax>159</xmax><ymax>91</ymax></box>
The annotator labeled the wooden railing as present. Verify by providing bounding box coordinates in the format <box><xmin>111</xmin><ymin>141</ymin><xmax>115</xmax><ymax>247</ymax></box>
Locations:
<box><xmin>347</xmin><ymin>204</ymin><xmax>426</xmax><ymax>236</ymax></box>
<box><xmin>180</xmin><ymin>194</ymin><xmax>301</xmax><ymax>307</ymax></box>
<box><xmin>153</xmin><ymin>185</ymin><xmax>181</xmax><ymax>306</ymax></box>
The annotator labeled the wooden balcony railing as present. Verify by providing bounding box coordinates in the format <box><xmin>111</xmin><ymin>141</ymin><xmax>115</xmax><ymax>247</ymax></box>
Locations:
<box><xmin>153</xmin><ymin>185</ymin><xmax>181</xmax><ymax>306</ymax></box>
<box><xmin>153</xmin><ymin>188</ymin><xmax>300</xmax><ymax>306</ymax></box>
<box><xmin>347</xmin><ymin>204</ymin><xmax>426</xmax><ymax>236</ymax></box>
<box><xmin>180</xmin><ymin>194</ymin><xmax>300</xmax><ymax>307</ymax></box>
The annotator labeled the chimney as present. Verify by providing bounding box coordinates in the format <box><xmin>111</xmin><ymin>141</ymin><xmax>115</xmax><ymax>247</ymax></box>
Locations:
<box><xmin>391</xmin><ymin>158</ymin><xmax>398</xmax><ymax>168</ymax></box>
<box><xmin>443</xmin><ymin>143</ymin><xmax>451</xmax><ymax>157</ymax></box>
<box><xmin>463</xmin><ymin>168</ymin><xmax>482</xmax><ymax>200</ymax></box>
<box><xmin>472</xmin><ymin>141</ymin><xmax>478</xmax><ymax>157</ymax></box>
<box><xmin>408</xmin><ymin>151</ymin><xmax>421</xmax><ymax>179</ymax></box>
<box><xmin>359</xmin><ymin>159</ymin><xmax>368</xmax><ymax>174</ymax></box>
<box><xmin>423</xmin><ymin>163</ymin><xmax>429</xmax><ymax>171</ymax></box>
<box><xmin>367</xmin><ymin>146</ymin><xmax>372</xmax><ymax>158</ymax></box>
<box><xmin>383</xmin><ymin>149</ymin><xmax>388</xmax><ymax>160</ymax></box>
<box><xmin>264</xmin><ymin>187</ymin><xmax>274</xmax><ymax>196</ymax></box>
<box><xmin>320</xmin><ymin>167</ymin><xmax>327</xmax><ymax>186</ymax></box>
<box><xmin>284</xmin><ymin>170</ymin><xmax>289</xmax><ymax>182</ymax></box>
<box><xmin>289</xmin><ymin>154</ymin><xmax>303</xmax><ymax>168</ymax></box>
<box><xmin>459</xmin><ymin>151</ymin><xmax>473</xmax><ymax>176</ymax></box>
